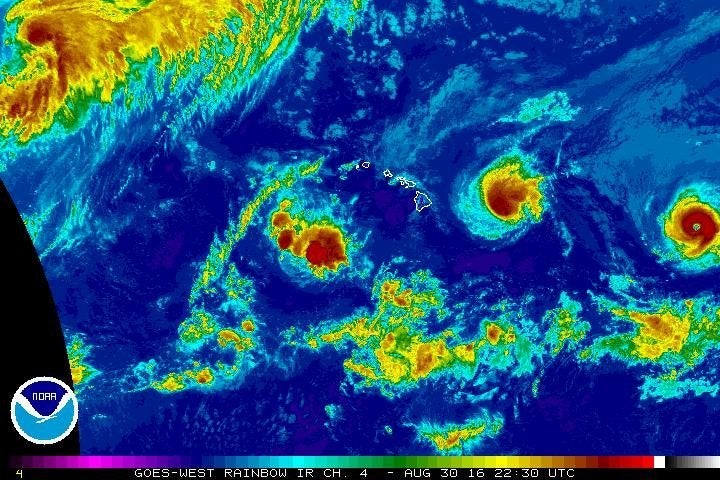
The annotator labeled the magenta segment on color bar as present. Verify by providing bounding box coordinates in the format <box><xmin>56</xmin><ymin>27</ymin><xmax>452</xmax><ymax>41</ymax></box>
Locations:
<box><xmin>12</xmin><ymin>456</ymin><xmax>193</xmax><ymax>468</ymax></box>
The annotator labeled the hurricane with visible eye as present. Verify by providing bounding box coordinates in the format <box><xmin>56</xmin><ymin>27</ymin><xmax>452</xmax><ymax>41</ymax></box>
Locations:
<box><xmin>652</xmin><ymin>184</ymin><xmax>720</xmax><ymax>271</ymax></box>
<box><xmin>452</xmin><ymin>149</ymin><xmax>547</xmax><ymax>243</ymax></box>
<box><xmin>664</xmin><ymin>193</ymin><xmax>720</xmax><ymax>260</ymax></box>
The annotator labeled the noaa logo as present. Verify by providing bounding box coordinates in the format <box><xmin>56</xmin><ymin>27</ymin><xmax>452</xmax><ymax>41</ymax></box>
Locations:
<box><xmin>11</xmin><ymin>377</ymin><xmax>78</xmax><ymax>445</ymax></box>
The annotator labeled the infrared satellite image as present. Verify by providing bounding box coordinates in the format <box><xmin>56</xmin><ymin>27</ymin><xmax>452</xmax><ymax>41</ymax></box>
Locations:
<box><xmin>1</xmin><ymin>0</ymin><xmax>719</xmax><ymax>455</ymax></box>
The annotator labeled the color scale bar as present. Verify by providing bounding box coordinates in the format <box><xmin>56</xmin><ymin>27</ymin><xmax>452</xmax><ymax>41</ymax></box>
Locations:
<box><xmin>13</xmin><ymin>456</ymin><xmax>656</xmax><ymax>469</ymax></box>
<box><xmin>667</xmin><ymin>457</ymin><xmax>720</xmax><ymax>468</ymax></box>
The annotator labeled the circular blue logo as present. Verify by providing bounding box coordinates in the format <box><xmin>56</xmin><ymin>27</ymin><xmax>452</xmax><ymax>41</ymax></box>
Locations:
<box><xmin>11</xmin><ymin>377</ymin><xmax>78</xmax><ymax>445</ymax></box>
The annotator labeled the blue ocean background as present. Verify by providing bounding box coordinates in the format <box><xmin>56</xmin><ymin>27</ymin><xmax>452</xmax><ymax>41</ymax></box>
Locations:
<box><xmin>1</xmin><ymin>0</ymin><xmax>719</xmax><ymax>454</ymax></box>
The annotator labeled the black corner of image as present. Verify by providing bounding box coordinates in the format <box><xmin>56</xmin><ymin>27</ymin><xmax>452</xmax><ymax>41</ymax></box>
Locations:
<box><xmin>1</xmin><ymin>180</ymin><xmax>80</xmax><ymax>456</ymax></box>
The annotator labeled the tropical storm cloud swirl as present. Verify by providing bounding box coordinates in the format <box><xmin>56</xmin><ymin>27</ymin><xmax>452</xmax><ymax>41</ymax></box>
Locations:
<box><xmin>1</xmin><ymin>0</ymin><xmax>719</xmax><ymax>454</ymax></box>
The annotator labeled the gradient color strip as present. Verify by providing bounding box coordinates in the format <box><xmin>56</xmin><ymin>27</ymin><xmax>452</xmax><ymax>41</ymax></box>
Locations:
<box><xmin>12</xmin><ymin>456</ymin><xmax>658</xmax><ymax>469</ymax></box>
<box><xmin>667</xmin><ymin>457</ymin><xmax>720</xmax><ymax>468</ymax></box>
